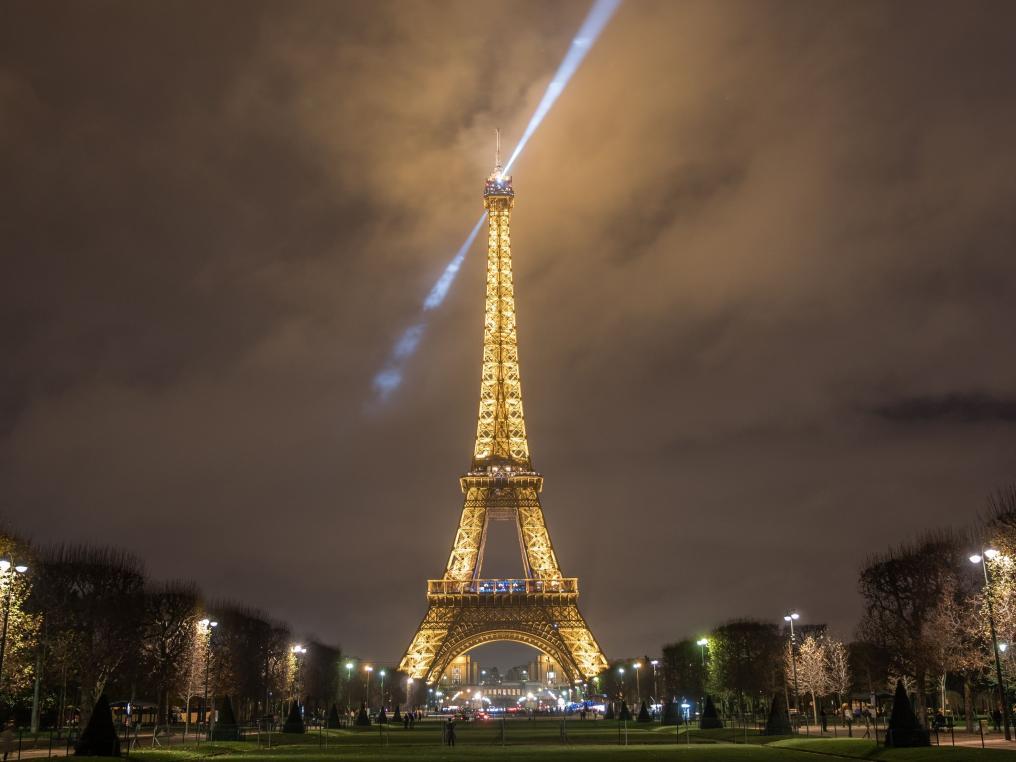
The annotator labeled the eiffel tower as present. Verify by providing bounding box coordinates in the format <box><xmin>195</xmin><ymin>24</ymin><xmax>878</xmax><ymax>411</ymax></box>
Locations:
<box><xmin>399</xmin><ymin>145</ymin><xmax>608</xmax><ymax>685</ymax></box>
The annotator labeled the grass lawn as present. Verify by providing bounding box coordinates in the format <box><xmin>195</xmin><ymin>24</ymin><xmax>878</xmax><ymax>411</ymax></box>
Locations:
<box><xmin>105</xmin><ymin>720</ymin><xmax>1016</xmax><ymax>762</ymax></box>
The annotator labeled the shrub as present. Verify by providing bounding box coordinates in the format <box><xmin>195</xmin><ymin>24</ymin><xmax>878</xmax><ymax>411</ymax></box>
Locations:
<box><xmin>283</xmin><ymin>701</ymin><xmax>305</xmax><ymax>734</ymax></box>
<box><xmin>700</xmin><ymin>695</ymin><xmax>723</xmax><ymax>729</ymax></box>
<box><xmin>885</xmin><ymin>679</ymin><xmax>930</xmax><ymax>747</ymax></box>
<box><xmin>74</xmin><ymin>695</ymin><xmax>120</xmax><ymax>757</ymax></box>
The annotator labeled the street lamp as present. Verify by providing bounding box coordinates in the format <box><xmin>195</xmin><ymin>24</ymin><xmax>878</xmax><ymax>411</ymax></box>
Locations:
<box><xmin>633</xmin><ymin>662</ymin><xmax>642</xmax><ymax>705</ymax></box>
<box><xmin>971</xmin><ymin>550</ymin><xmax>1011</xmax><ymax>740</ymax></box>
<box><xmin>198</xmin><ymin>618</ymin><xmax>218</xmax><ymax>735</ymax></box>
<box><xmin>0</xmin><ymin>559</ymin><xmax>29</xmax><ymax>694</ymax></box>
<box><xmin>364</xmin><ymin>665</ymin><xmax>374</xmax><ymax>710</ymax></box>
<box><xmin>291</xmin><ymin>645</ymin><xmax>307</xmax><ymax>710</ymax></box>
<box><xmin>406</xmin><ymin>677</ymin><xmax>414</xmax><ymax>710</ymax></box>
<box><xmin>697</xmin><ymin>638</ymin><xmax>709</xmax><ymax>666</ymax></box>
<box><xmin>783</xmin><ymin>612</ymin><xmax>801</xmax><ymax>716</ymax></box>
<box><xmin>650</xmin><ymin>660</ymin><xmax>659</xmax><ymax>704</ymax></box>
<box><xmin>379</xmin><ymin>669</ymin><xmax>387</xmax><ymax>709</ymax></box>
<box><xmin>617</xmin><ymin>666</ymin><xmax>625</xmax><ymax>707</ymax></box>
<box><xmin>345</xmin><ymin>662</ymin><xmax>354</xmax><ymax>712</ymax></box>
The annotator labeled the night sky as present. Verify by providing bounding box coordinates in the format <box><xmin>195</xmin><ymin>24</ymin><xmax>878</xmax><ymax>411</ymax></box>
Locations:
<box><xmin>2</xmin><ymin>1</ymin><xmax>1016</xmax><ymax>668</ymax></box>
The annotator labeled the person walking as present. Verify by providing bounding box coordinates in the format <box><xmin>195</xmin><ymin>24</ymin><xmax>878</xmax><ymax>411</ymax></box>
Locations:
<box><xmin>0</xmin><ymin>720</ymin><xmax>14</xmax><ymax>762</ymax></box>
<box><xmin>446</xmin><ymin>718</ymin><xmax>456</xmax><ymax>747</ymax></box>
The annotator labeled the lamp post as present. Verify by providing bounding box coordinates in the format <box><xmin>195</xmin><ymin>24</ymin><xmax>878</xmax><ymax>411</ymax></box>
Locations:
<box><xmin>633</xmin><ymin>662</ymin><xmax>642</xmax><ymax>706</ymax></box>
<box><xmin>617</xmin><ymin>666</ymin><xmax>625</xmax><ymax>708</ymax></box>
<box><xmin>650</xmin><ymin>660</ymin><xmax>659</xmax><ymax>704</ymax></box>
<box><xmin>364</xmin><ymin>665</ymin><xmax>374</xmax><ymax>711</ymax></box>
<box><xmin>697</xmin><ymin>638</ymin><xmax>708</xmax><ymax>666</ymax></box>
<box><xmin>406</xmin><ymin>677</ymin><xmax>414</xmax><ymax>711</ymax></box>
<box><xmin>971</xmin><ymin>550</ymin><xmax>1012</xmax><ymax>740</ymax></box>
<box><xmin>784</xmin><ymin>612</ymin><xmax>801</xmax><ymax>717</ymax></box>
<box><xmin>198</xmin><ymin>618</ymin><xmax>218</xmax><ymax>736</ymax></box>
<box><xmin>0</xmin><ymin>559</ymin><xmax>29</xmax><ymax>693</ymax></box>
<box><xmin>291</xmin><ymin>645</ymin><xmax>307</xmax><ymax>711</ymax></box>
<box><xmin>379</xmin><ymin>669</ymin><xmax>386</xmax><ymax>711</ymax></box>
<box><xmin>345</xmin><ymin>662</ymin><xmax>354</xmax><ymax>712</ymax></box>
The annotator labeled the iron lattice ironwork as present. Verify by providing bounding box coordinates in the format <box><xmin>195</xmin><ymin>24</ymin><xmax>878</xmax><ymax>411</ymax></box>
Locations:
<box><xmin>399</xmin><ymin>163</ymin><xmax>608</xmax><ymax>685</ymax></box>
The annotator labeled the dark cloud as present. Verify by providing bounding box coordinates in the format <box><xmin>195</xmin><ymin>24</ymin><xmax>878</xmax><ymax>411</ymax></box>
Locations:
<box><xmin>2</xmin><ymin>0</ymin><xmax>1016</xmax><ymax>666</ymax></box>
<box><xmin>874</xmin><ymin>393</ymin><xmax>1016</xmax><ymax>424</ymax></box>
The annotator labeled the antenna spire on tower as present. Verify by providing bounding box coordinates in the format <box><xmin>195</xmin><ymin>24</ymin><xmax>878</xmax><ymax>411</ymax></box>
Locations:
<box><xmin>495</xmin><ymin>128</ymin><xmax>502</xmax><ymax>173</ymax></box>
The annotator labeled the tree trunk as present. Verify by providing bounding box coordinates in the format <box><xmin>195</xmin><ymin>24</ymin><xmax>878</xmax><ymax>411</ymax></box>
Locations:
<box><xmin>30</xmin><ymin>648</ymin><xmax>43</xmax><ymax>733</ymax></box>
<box><xmin>80</xmin><ymin>683</ymin><xmax>95</xmax><ymax>727</ymax></box>
<box><xmin>915</xmin><ymin>671</ymin><xmax>928</xmax><ymax>729</ymax></box>
<box><xmin>58</xmin><ymin>664</ymin><xmax>67</xmax><ymax>731</ymax></box>
<box><xmin>811</xmin><ymin>690</ymin><xmax>819</xmax><ymax>726</ymax></box>
<box><xmin>964</xmin><ymin>677</ymin><xmax>974</xmax><ymax>733</ymax></box>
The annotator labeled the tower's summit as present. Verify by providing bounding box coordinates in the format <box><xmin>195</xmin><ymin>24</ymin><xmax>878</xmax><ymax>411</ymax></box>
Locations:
<box><xmin>483</xmin><ymin>170</ymin><xmax>514</xmax><ymax>198</ymax></box>
<box><xmin>484</xmin><ymin>130</ymin><xmax>514</xmax><ymax>199</ymax></box>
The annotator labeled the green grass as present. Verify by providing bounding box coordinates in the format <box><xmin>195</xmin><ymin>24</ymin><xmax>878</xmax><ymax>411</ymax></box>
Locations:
<box><xmin>99</xmin><ymin>720</ymin><xmax>1016</xmax><ymax>762</ymax></box>
<box><xmin>772</xmin><ymin>737</ymin><xmax>1016</xmax><ymax>761</ymax></box>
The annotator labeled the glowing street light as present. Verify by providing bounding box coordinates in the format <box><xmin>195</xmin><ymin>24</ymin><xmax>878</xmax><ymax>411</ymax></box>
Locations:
<box><xmin>199</xmin><ymin>618</ymin><xmax>218</xmax><ymax>735</ymax></box>
<box><xmin>345</xmin><ymin>662</ymin><xmax>354</xmax><ymax>712</ymax></box>
<box><xmin>633</xmin><ymin>662</ymin><xmax>642</xmax><ymax>705</ymax></box>
<box><xmin>971</xmin><ymin>549</ymin><xmax>1011</xmax><ymax>740</ymax></box>
<box><xmin>696</xmin><ymin>638</ymin><xmax>709</xmax><ymax>666</ymax></box>
<box><xmin>783</xmin><ymin>612</ymin><xmax>801</xmax><ymax>715</ymax></box>
<box><xmin>0</xmin><ymin>559</ymin><xmax>28</xmax><ymax>694</ymax></box>
<box><xmin>649</xmin><ymin>660</ymin><xmax>660</xmax><ymax>705</ymax></box>
<box><xmin>364</xmin><ymin>665</ymin><xmax>374</xmax><ymax>710</ymax></box>
<box><xmin>379</xmin><ymin>669</ymin><xmax>387</xmax><ymax>709</ymax></box>
<box><xmin>291</xmin><ymin>645</ymin><xmax>307</xmax><ymax>708</ymax></box>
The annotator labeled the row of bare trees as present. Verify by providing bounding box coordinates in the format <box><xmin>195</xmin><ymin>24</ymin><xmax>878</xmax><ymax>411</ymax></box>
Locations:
<box><xmin>647</xmin><ymin>487</ymin><xmax>1016</xmax><ymax>729</ymax></box>
<box><xmin>856</xmin><ymin>487</ymin><xmax>1016</xmax><ymax>729</ymax></box>
<box><xmin>0</xmin><ymin>529</ymin><xmax>345</xmax><ymax>729</ymax></box>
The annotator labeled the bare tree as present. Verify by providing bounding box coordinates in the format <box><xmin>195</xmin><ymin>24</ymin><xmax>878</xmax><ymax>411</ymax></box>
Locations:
<box><xmin>37</xmin><ymin>545</ymin><xmax>145</xmax><ymax>723</ymax></box>
<box><xmin>140</xmin><ymin>582</ymin><xmax>200</xmax><ymax>726</ymax></box>
<box><xmin>209</xmin><ymin>602</ymin><xmax>291</xmax><ymax>722</ymax></box>
<box><xmin>785</xmin><ymin>635</ymin><xmax>829</xmax><ymax>725</ymax></box>
<box><xmin>826</xmin><ymin>638</ymin><xmax>851</xmax><ymax>711</ymax></box>
<box><xmin>858</xmin><ymin>532</ymin><xmax>960</xmax><ymax>728</ymax></box>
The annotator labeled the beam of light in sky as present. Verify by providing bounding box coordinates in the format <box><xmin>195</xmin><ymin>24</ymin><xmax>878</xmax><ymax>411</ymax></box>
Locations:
<box><xmin>372</xmin><ymin>0</ymin><xmax>621</xmax><ymax>401</ymax></box>
<box><xmin>372</xmin><ymin>215</ymin><xmax>485</xmax><ymax>399</ymax></box>
<box><xmin>503</xmin><ymin>0</ymin><xmax>621</xmax><ymax>173</ymax></box>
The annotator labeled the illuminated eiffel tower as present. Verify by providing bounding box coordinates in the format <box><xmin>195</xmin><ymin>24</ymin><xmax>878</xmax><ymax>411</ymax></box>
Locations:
<box><xmin>399</xmin><ymin>145</ymin><xmax>608</xmax><ymax>685</ymax></box>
